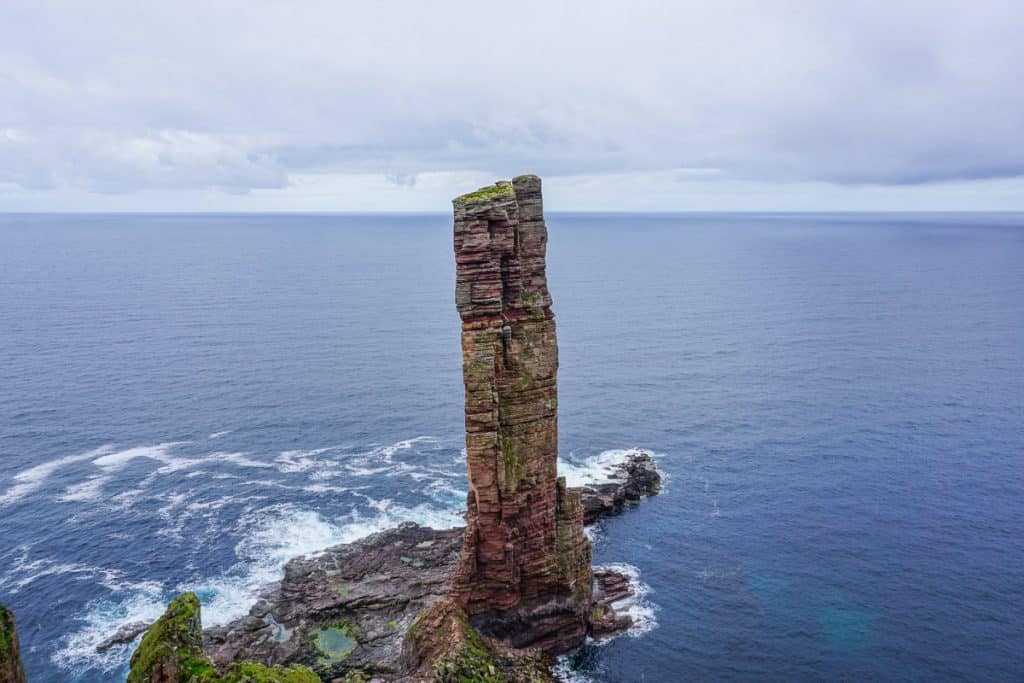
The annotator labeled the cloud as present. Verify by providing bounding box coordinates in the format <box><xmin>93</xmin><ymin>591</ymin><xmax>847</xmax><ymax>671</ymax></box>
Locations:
<box><xmin>1</xmin><ymin>0</ymin><xmax>1022</xmax><ymax>205</ymax></box>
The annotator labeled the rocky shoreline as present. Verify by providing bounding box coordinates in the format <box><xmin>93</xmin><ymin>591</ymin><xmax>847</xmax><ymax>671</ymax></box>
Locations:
<box><xmin>92</xmin><ymin>451</ymin><xmax>659</xmax><ymax>683</ymax></box>
<box><xmin>201</xmin><ymin>452</ymin><xmax>660</xmax><ymax>680</ymax></box>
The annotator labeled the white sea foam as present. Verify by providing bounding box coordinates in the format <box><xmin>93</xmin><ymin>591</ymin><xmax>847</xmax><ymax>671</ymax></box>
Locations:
<box><xmin>595</xmin><ymin>562</ymin><xmax>659</xmax><ymax>638</ymax></box>
<box><xmin>192</xmin><ymin>500</ymin><xmax>465</xmax><ymax>627</ymax></box>
<box><xmin>220</xmin><ymin>451</ymin><xmax>275</xmax><ymax>469</ymax></box>
<box><xmin>208</xmin><ymin>430</ymin><xmax>232</xmax><ymax>439</ymax></box>
<box><xmin>367</xmin><ymin>435</ymin><xmax>441</xmax><ymax>461</ymax></box>
<box><xmin>552</xmin><ymin>658</ymin><xmax>596</xmax><ymax>682</ymax></box>
<box><xmin>0</xmin><ymin>445</ymin><xmax>114</xmax><ymax>507</ymax></box>
<box><xmin>550</xmin><ymin>563</ymin><xmax>662</xmax><ymax>679</ymax></box>
<box><xmin>57</xmin><ymin>443</ymin><xmax>187</xmax><ymax>502</ymax></box>
<box><xmin>47</xmin><ymin>434</ymin><xmax>463</xmax><ymax>675</ymax></box>
<box><xmin>274</xmin><ymin>447</ymin><xmax>333</xmax><ymax>473</ymax></box>
<box><xmin>0</xmin><ymin>545</ymin><xmax>121</xmax><ymax>594</ymax></box>
<box><xmin>53</xmin><ymin>499</ymin><xmax>465</xmax><ymax>675</ymax></box>
<box><xmin>51</xmin><ymin>578</ymin><xmax>167</xmax><ymax>676</ymax></box>
<box><xmin>558</xmin><ymin>447</ymin><xmax>650</xmax><ymax>488</ymax></box>
<box><xmin>91</xmin><ymin>443</ymin><xmax>184</xmax><ymax>469</ymax></box>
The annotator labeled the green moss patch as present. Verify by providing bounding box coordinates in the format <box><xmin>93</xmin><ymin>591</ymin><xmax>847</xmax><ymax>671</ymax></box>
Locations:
<box><xmin>128</xmin><ymin>593</ymin><xmax>318</xmax><ymax>683</ymax></box>
<box><xmin>127</xmin><ymin>592</ymin><xmax>203</xmax><ymax>683</ymax></box>
<box><xmin>215</xmin><ymin>662</ymin><xmax>320</xmax><ymax>682</ymax></box>
<box><xmin>0</xmin><ymin>605</ymin><xmax>13</xmax><ymax>656</ymax></box>
<box><xmin>454</xmin><ymin>182</ymin><xmax>514</xmax><ymax>206</ymax></box>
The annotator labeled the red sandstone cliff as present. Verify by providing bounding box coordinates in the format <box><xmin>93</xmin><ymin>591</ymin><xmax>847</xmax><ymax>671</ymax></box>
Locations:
<box><xmin>451</xmin><ymin>175</ymin><xmax>592</xmax><ymax>653</ymax></box>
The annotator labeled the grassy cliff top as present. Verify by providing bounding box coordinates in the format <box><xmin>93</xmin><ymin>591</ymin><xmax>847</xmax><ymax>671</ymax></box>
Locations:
<box><xmin>454</xmin><ymin>181</ymin><xmax>515</xmax><ymax>206</ymax></box>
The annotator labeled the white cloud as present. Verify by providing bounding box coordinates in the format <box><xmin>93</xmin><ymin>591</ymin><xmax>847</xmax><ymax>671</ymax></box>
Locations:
<box><xmin>1</xmin><ymin>0</ymin><xmax>1022</xmax><ymax>209</ymax></box>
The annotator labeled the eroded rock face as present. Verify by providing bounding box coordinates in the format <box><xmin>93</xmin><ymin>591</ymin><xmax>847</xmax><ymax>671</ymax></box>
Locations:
<box><xmin>204</xmin><ymin>524</ymin><xmax>463</xmax><ymax>680</ymax></box>
<box><xmin>400</xmin><ymin>598</ymin><xmax>556</xmax><ymax>683</ymax></box>
<box><xmin>451</xmin><ymin>176</ymin><xmax>592</xmax><ymax>653</ymax></box>
<box><xmin>0</xmin><ymin>604</ymin><xmax>27</xmax><ymax>683</ymax></box>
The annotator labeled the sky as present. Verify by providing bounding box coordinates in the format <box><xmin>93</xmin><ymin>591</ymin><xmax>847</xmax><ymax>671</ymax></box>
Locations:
<box><xmin>1</xmin><ymin>0</ymin><xmax>1023</xmax><ymax>212</ymax></box>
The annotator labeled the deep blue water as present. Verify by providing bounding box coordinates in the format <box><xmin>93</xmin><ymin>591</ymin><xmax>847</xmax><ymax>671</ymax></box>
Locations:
<box><xmin>1</xmin><ymin>212</ymin><xmax>1023</xmax><ymax>682</ymax></box>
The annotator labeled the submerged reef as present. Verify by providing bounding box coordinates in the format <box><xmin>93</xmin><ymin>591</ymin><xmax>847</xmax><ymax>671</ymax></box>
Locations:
<box><xmin>126</xmin><ymin>177</ymin><xmax>660</xmax><ymax>682</ymax></box>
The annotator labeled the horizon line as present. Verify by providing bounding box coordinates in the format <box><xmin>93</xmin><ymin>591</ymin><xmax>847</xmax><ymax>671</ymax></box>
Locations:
<box><xmin>2</xmin><ymin>209</ymin><xmax>1024</xmax><ymax>216</ymax></box>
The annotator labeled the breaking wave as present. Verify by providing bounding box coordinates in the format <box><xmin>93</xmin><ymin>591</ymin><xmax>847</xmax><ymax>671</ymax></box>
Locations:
<box><xmin>594</xmin><ymin>562</ymin><xmax>659</xmax><ymax>638</ymax></box>
<box><xmin>5</xmin><ymin>435</ymin><xmax>657</xmax><ymax>679</ymax></box>
<box><xmin>51</xmin><ymin>500</ymin><xmax>465</xmax><ymax>676</ymax></box>
<box><xmin>558</xmin><ymin>447</ymin><xmax>660</xmax><ymax>488</ymax></box>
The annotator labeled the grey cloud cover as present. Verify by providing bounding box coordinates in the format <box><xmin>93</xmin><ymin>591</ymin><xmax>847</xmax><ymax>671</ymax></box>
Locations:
<box><xmin>1</xmin><ymin>0</ymin><xmax>1022</xmax><ymax>207</ymax></box>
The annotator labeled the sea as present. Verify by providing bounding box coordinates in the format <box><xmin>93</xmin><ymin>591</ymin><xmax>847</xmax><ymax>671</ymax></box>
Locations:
<box><xmin>1</xmin><ymin>212</ymin><xmax>1022</xmax><ymax>682</ymax></box>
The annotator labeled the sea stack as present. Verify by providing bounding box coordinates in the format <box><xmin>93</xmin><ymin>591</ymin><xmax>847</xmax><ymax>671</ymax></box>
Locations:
<box><xmin>451</xmin><ymin>175</ymin><xmax>592</xmax><ymax>652</ymax></box>
<box><xmin>0</xmin><ymin>605</ymin><xmax>27</xmax><ymax>683</ymax></box>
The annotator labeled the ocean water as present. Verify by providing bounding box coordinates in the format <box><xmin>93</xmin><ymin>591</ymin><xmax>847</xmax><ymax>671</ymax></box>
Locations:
<box><xmin>1</xmin><ymin>212</ymin><xmax>1023</xmax><ymax>682</ymax></box>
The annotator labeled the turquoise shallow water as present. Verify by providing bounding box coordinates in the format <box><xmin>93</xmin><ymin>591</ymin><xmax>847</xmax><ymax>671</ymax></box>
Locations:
<box><xmin>1</xmin><ymin>212</ymin><xmax>1023</xmax><ymax>681</ymax></box>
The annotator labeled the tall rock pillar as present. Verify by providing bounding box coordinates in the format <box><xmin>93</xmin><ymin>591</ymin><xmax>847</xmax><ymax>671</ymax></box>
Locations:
<box><xmin>451</xmin><ymin>175</ymin><xmax>592</xmax><ymax>653</ymax></box>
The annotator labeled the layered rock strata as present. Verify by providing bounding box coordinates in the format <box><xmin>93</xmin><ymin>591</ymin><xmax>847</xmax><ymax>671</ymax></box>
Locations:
<box><xmin>451</xmin><ymin>176</ymin><xmax>592</xmax><ymax>653</ymax></box>
<box><xmin>0</xmin><ymin>605</ymin><xmax>27</xmax><ymax>683</ymax></box>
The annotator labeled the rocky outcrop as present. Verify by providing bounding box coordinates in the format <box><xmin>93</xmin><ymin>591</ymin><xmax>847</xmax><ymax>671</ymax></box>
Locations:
<box><xmin>578</xmin><ymin>450</ymin><xmax>662</xmax><ymax>524</ymax></box>
<box><xmin>401</xmin><ymin>598</ymin><xmax>555</xmax><ymax>683</ymax></box>
<box><xmin>128</xmin><ymin>592</ymin><xmax>318</xmax><ymax>683</ymax></box>
<box><xmin>201</xmin><ymin>457</ymin><xmax>660</xmax><ymax>680</ymax></box>
<box><xmin>588</xmin><ymin>568</ymin><xmax>637</xmax><ymax>639</ymax></box>
<box><xmin>451</xmin><ymin>176</ymin><xmax>592</xmax><ymax>654</ymax></box>
<box><xmin>0</xmin><ymin>605</ymin><xmax>27</xmax><ymax>683</ymax></box>
<box><xmin>205</xmin><ymin>524</ymin><xmax>462</xmax><ymax>681</ymax></box>
<box><xmin>97</xmin><ymin>620</ymin><xmax>150</xmax><ymax>653</ymax></box>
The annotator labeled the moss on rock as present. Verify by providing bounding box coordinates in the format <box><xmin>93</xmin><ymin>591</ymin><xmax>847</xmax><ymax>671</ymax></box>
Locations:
<box><xmin>127</xmin><ymin>592</ymin><xmax>204</xmax><ymax>683</ymax></box>
<box><xmin>198</xmin><ymin>663</ymin><xmax>320</xmax><ymax>683</ymax></box>
<box><xmin>128</xmin><ymin>593</ymin><xmax>317</xmax><ymax>683</ymax></box>
<box><xmin>453</xmin><ymin>182</ymin><xmax>514</xmax><ymax>207</ymax></box>
<box><xmin>0</xmin><ymin>603</ymin><xmax>27</xmax><ymax>683</ymax></box>
<box><xmin>0</xmin><ymin>607</ymin><xmax>12</xmax><ymax>658</ymax></box>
